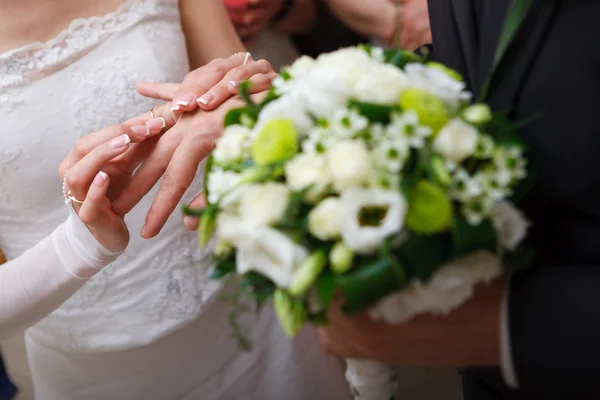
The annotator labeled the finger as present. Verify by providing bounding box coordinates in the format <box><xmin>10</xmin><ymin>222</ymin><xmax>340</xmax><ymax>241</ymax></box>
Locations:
<box><xmin>66</xmin><ymin>133</ymin><xmax>133</xmax><ymax>200</ymax></box>
<box><xmin>77</xmin><ymin>171</ymin><xmax>110</xmax><ymax>225</ymax></box>
<box><xmin>141</xmin><ymin>132</ymin><xmax>217</xmax><ymax>239</ymax></box>
<box><xmin>228</xmin><ymin>72</ymin><xmax>277</xmax><ymax>95</ymax></box>
<box><xmin>182</xmin><ymin>192</ymin><xmax>207</xmax><ymax>231</ymax></box>
<box><xmin>136</xmin><ymin>82</ymin><xmax>179</xmax><ymax>101</ymax></box>
<box><xmin>197</xmin><ymin>59</ymin><xmax>273</xmax><ymax>110</ymax></box>
<box><xmin>171</xmin><ymin>53</ymin><xmax>253</xmax><ymax>113</ymax></box>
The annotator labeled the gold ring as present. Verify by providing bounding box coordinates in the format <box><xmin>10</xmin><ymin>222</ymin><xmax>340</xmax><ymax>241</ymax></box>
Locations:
<box><xmin>62</xmin><ymin>174</ymin><xmax>85</xmax><ymax>204</ymax></box>
<box><xmin>150</xmin><ymin>108</ymin><xmax>156</xmax><ymax>119</ymax></box>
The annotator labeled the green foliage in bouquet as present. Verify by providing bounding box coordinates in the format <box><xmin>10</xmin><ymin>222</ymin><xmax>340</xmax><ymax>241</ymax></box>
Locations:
<box><xmin>184</xmin><ymin>46</ymin><xmax>535</xmax><ymax>346</ymax></box>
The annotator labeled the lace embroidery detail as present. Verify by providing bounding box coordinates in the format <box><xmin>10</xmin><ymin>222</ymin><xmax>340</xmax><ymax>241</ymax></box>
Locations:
<box><xmin>0</xmin><ymin>87</ymin><xmax>25</xmax><ymax>114</ymax></box>
<box><xmin>0</xmin><ymin>150</ymin><xmax>22</xmax><ymax>201</ymax></box>
<box><xmin>0</xmin><ymin>0</ymin><xmax>179</xmax><ymax>90</ymax></box>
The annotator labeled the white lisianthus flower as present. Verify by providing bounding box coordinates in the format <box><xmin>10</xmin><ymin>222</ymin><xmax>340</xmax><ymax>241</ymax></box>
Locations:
<box><xmin>405</xmin><ymin>63</ymin><xmax>472</xmax><ymax>108</ymax></box>
<box><xmin>255</xmin><ymin>96</ymin><xmax>314</xmax><ymax>135</ymax></box>
<box><xmin>491</xmin><ymin>201</ymin><xmax>529</xmax><ymax>251</ymax></box>
<box><xmin>387</xmin><ymin>110</ymin><xmax>432</xmax><ymax>148</ymax></box>
<box><xmin>213</xmin><ymin>125</ymin><xmax>251</xmax><ymax>163</ymax></box>
<box><xmin>433</xmin><ymin>119</ymin><xmax>479</xmax><ymax>163</ymax></box>
<box><xmin>217</xmin><ymin>214</ymin><xmax>309</xmax><ymax>288</ymax></box>
<box><xmin>207</xmin><ymin>168</ymin><xmax>244</xmax><ymax>207</ymax></box>
<box><xmin>285</xmin><ymin>153</ymin><xmax>331</xmax><ymax>201</ymax></box>
<box><xmin>339</xmin><ymin>187</ymin><xmax>407</xmax><ymax>254</ymax></box>
<box><xmin>354</xmin><ymin>63</ymin><xmax>409</xmax><ymax>105</ymax></box>
<box><xmin>308</xmin><ymin>197</ymin><xmax>342</xmax><ymax>240</ymax></box>
<box><xmin>369</xmin><ymin>250</ymin><xmax>502</xmax><ymax>324</ymax></box>
<box><xmin>327</xmin><ymin>140</ymin><xmax>373</xmax><ymax>192</ymax></box>
<box><xmin>239</xmin><ymin>183</ymin><xmax>290</xmax><ymax>226</ymax></box>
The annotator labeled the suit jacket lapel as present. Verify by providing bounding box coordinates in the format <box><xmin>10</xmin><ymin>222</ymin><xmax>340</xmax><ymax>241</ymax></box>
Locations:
<box><xmin>449</xmin><ymin>0</ymin><xmax>479</xmax><ymax>90</ymax></box>
<box><xmin>483</xmin><ymin>0</ymin><xmax>562</xmax><ymax>111</ymax></box>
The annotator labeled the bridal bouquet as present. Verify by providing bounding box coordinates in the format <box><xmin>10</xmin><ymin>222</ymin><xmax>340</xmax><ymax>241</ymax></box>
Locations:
<box><xmin>188</xmin><ymin>46</ymin><xmax>534</xmax><ymax>399</ymax></box>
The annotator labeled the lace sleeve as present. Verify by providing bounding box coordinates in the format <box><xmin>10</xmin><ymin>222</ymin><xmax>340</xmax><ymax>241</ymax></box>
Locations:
<box><xmin>0</xmin><ymin>204</ymin><xmax>123</xmax><ymax>340</ymax></box>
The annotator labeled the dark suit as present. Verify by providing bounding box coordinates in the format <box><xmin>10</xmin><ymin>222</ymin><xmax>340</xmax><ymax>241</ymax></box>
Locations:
<box><xmin>428</xmin><ymin>0</ymin><xmax>600</xmax><ymax>398</ymax></box>
<box><xmin>0</xmin><ymin>354</ymin><xmax>16</xmax><ymax>400</ymax></box>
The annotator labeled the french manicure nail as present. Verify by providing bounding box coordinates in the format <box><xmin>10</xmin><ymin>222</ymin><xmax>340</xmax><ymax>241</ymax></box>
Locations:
<box><xmin>228</xmin><ymin>80</ymin><xmax>238</xmax><ymax>88</ymax></box>
<box><xmin>131</xmin><ymin>125</ymin><xmax>150</xmax><ymax>136</ymax></box>
<box><xmin>94</xmin><ymin>171</ymin><xmax>108</xmax><ymax>186</ymax></box>
<box><xmin>146</xmin><ymin>117</ymin><xmax>166</xmax><ymax>130</ymax></box>
<box><xmin>170</xmin><ymin>104</ymin><xmax>181</xmax><ymax>112</ymax></box>
<box><xmin>197</xmin><ymin>93</ymin><xmax>214</xmax><ymax>106</ymax></box>
<box><xmin>174</xmin><ymin>93</ymin><xmax>195</xmax><ymax>107</ymax></box>
<box><xmin>109</xmin><ymin>134</ymin><xmax>131</xmax><ymax>149</ymax></box>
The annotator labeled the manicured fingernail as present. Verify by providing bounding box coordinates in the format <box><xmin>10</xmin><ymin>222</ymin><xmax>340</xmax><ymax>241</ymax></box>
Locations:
<box><xmin>174</xmin><ymin>93</ymin><xmax>195</xmax><ymax>107</ymax></box>
<box><xmin>131</xmin><ymin>125</ymin><xmax>150</xmax><ymax>136</ymax></box>
<box><xmin>197</xmin><ymin>93</ymin><xmax>214</xmax><ymax>106</ymax></box>
<box><xmin>109</xmin><ymin>134</ymin><xmax>131</xmax><ymax>149</ymax></box>
<box><xmin>94</xmin><ymin>171</ymin><xmax>108</xmax><ymax>186</ymax></box>
<box><xmin>228</xmin><ymin>80</ymin><xmax>238</xmax><ymax>88</ymax></box>
<box><xmin>170</xmin><ymin>104</ymin><xmax>181</xmax><ymax>112</ymax></box>
<box><xmin>183</xmin><ymin>216</ymin><xmax>199</xmax><ymax>229</ymax></box>
<box><xmin>146</xmin><ymin>117</ymin><xmax>166</xmax><ymax>130</ymax></box>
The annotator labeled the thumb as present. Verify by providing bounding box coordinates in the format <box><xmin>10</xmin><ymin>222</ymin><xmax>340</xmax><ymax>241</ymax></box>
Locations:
<box><xmin>136</xmin><ymin>82</ymin><xmax>180</xmax><ymax>101</ymax></box>
<box><xmin>183</xmin><ymin>192</ymin><xmax>208</xmax><ymax>231</ymax></box>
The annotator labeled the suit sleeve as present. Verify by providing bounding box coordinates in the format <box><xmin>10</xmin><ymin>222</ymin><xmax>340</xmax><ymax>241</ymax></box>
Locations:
<box><xmin>507</xmin><ymin>265</ymin><xmax>600</xmax><ymax>394</ymax></box>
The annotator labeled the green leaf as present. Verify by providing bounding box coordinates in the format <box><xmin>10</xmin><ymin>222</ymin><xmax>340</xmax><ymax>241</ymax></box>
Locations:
<box><xmin>395</xmin><ymin>233</ymin><xmax>452</xmax><ymax>281</ymax></box>
<box><xmin>316</xmin><ymin>270</ymin><xmax>336</xmax><ymax>310</ymax></box>
<box><xmin>451</xmin><ymin>217</ymin><xmax>497</xmax><ymax>257</ymax></box>
<box><xmin>214</xmin><ymin>159</ymin><xmax>254</xmax><ymax>173</ymax></box>
<box><xmin>224</xmin><ymin>108</ymin><xmax>246</xmax><ymax>127</ymax></box>
<box><xmin>241</xmin><ymin>272</ymin><xmax>276</xmax><ymax>309</ymax></box>
<box><xmin>239</xmin><ymin>81</ymin><xmax>259</xmax><ymax>118</ymax></box>
<box><xmin>306</xmin><ymin>310</ymin><xmax>329</xmax><ymax>325</ymax></box>
<box><xmin>182</xmin><ymin>205</ymin><xmax>206</xmax><ymax>217</ymax></box>
<box><xmin>348</xmin><ymin>100</ymin><xmax>398</xmax><ymax>124</ymax></box>
<box><xmin>384</xmin><ymin>49</ymin><xmax>423</xmax><ymax>69</ymax></box>
<box><xmin>210</xmin><ymin>258</ymin><xmax>236</xmax><ymax>280</ymax></box>
<box><xmin>274</xmin><ymin>186</ymin><xmax>312</xmax><ymax>231</ymax></box>
<box><xmin>203</xmin><ymin>155</ymin><xmax>214</xmax><ymax>202</ymax></box>
<box><xmin>256</xmin><ymin>86</ymin><xmax>279</xmax><ymax>113</ymax></box>
<box><xmin>336</xmin><ymin>256</ymin><xmax>406</xmax><ymax>315</ymax></box>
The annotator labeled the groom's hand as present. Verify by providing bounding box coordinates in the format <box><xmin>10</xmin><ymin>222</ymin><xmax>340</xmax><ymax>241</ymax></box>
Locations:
<box><xmin>319</xmin><ymin>278</ymin><xmax>504</xmax><ymax>367</ymax></box>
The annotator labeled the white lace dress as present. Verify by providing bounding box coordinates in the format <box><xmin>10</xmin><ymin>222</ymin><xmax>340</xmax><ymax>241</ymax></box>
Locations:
<box><xmin>0</xmin><ymin>0</ymin><xmax>349</xmax><ymax>398</ymax></box>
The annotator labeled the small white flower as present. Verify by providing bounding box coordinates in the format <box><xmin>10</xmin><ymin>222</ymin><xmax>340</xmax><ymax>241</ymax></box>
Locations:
<box><xmin>369</xmin><ymin>251</ymin><xmax>502</xmax><ymax>324</ymax></box>
<box><xmin>374</xmin><ymin>139</ymin><xmax>410</xmax><ymax>173</ymax></box>
<box><xmin>285</xmin><ymin>152</ymin><xmax>331</xmax><ymax>201</ymax></box>
<box><xmin>327</xmin><ymin>140</ymin><xmax>374</xmax><ymax>192</ymax></box>
<box><xmin>461</xmin><ymin>196</ymin><xmax>494</xmax><ymax>226</ymax></box>
<box><xmin>405</xmin><ymin>63</ymin><xmax>472</xmax><ymax>108</ymax></box>
<box><xmin>330</xmin><ymin>109</ymin><xmax>369</xmax><ymax>138</ymax></box>
<box><xmin>339</xmin><ymin>187</ymin><xmax>407</xmax><ymax>254</ymax></box>
<box><xmin>213</xmin><ymin>125</ymin><xmax>251</xmax><ymax>163</ymax></box>
<box><xmin>207</xmin><ymin>168</ymin><xmax>244</xmax><ymax>207</ymax></box>
<box><xmin>238</xmin><ymin>183</ymin><xmax>290</xmax><ymax>226</ymax></box>
<box><xmin>491</xmin><ymin>201</ymin><xmax>529</xmax><ymax>251</ymax></box>
<box><xmin>308</xmin><ymin>197</ymin><xmax>342</xmax><ymax>240</ymax></box>
<box><xmin>473</xmin><ymin>134</ymin><xmax>495</xmax><ymax>158</ymax></box>
<box><xmin>493</xmin><ymin>147</ymin><xmax>527</xmax><ymax>181</ymax></box>
<box><xmin>433</xmin><ymin>119</ymin><xmax>479</xmax><ymax>163</ymax></box>
<box><xmin>354</xmin><ymin>63</ymin><xmax>409</xmax><ymax>105</ymax></box>
<box><xmin>387</xmin><ymin>110</ymin><xmax>432</xmax><ymax>148</ymax></box>
<box><xmin>450</xmin><ymin>168</ymin><xmax>483</xmax><ymax>202</ymax></box>
<box><xmin>255</xmin><ymin>96</ymin><xmax>314</xmax><ymax>135</ymax></box>
<box><xmin>217</xmin><ymin>214</ymin><xmax>309</xmax><ymax>288</ymax></box>
<box><xmin>475</xmin><ymin>170</ymin><xmax>509</xmax><ymax>202</ymax></box>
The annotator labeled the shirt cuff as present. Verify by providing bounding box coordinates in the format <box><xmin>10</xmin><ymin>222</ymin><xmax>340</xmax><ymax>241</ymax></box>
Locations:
<box><xmin>500</xmin><ymin>276</ymin><xmax>519</xmax><ymax>389</ymax></box>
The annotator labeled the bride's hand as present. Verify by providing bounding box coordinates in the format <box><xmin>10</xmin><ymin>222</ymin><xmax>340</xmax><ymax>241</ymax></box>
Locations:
<box><xmin>136</xmin><ymin>52</ymin><xmax>277</xmax><ymax>112</ymax></box>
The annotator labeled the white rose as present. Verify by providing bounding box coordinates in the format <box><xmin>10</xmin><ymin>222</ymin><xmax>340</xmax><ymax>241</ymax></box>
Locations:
<box><xmin>354</xmin><ymin>63</ymin><xmax>409</xmax><ymax>105</ymax></box>
<box><xmin>316</xmin><ymin>47</ymin><xmax>374</xmax><ymax>89</ymax></box>
<box><xmin>207</xmin><ymin>168</ymin><xmax>243</xmax><ymax>208</ymax></box>
<box><xmin>217</xmin><ymin>214</ymin><xmax>309</xmax><ymax>288</ymax></box>
<box><xmin>327</xmin><ymin>140</ymin><xmax>373</xmax><ymax>192</ymax></box>
<box><xmin>491</xmin><ymin>201</ymin><xmax>529</xmax><ymax>251</ymax></box>
<box><xmin>213</xmin><ymin>125</ymin><xmax>251</xmax><ymax>163</ymax></box>
<box><xmin>433</xmin><ymin>119</ymin><xmax>479</xmax><ymax>163</ymax></box>
<box><xmin>308</xmin><ymin>197</ymin><xmax>342</xmax><ymax>240</ymax></box>
<box><xmin>239</xmin><ymin>182</ymin><xmax>290</xmax><ymax>226</ymax></box>
<box><xmin>288</xmin><ymin>66</ymin><xmax>351</xmax><ymax>118</ymax></box>
<box><xmin>288</xmin><ymin>55</ymin><xmax>315</xmax><ymax>78</ymax></box>
<box><xmin>284</xmin><ymin>153</ymin><xmax>331</xmax><ymax>201</ymax></box>
<box><xmin>340</xmin><ymin>187</ymin><xmax>407</xmax><ymax>254</ymax></box>
<box><xmin>369</xmin><ymin>250</ymin><xmax>502</xmax><ymax>324</ymax></box>
<box><xmin>255</xmin><ymin>96</ymin><xmax>314</xmax><ymax>135</ymax></box>
<box><xmin>405</xmin><ymin>63</ymin><xmax>472</xmax><ymax>108</ymax></box>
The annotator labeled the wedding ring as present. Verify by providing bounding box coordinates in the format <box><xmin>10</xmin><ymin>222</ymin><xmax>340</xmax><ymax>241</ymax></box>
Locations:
<box><xmin>62</xmin><ymin>174</ymin><xmax>85</xmax><ymax>204</ymax></box>
<box><xmin>149</xmin><ymin>108</ymin><xmax>156</xmax><ymax>119</ymax></box>
<box><xmin>243</xmin><ymin>52</ymin><xmax>251</xmax><ymax>65</ymax></box>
